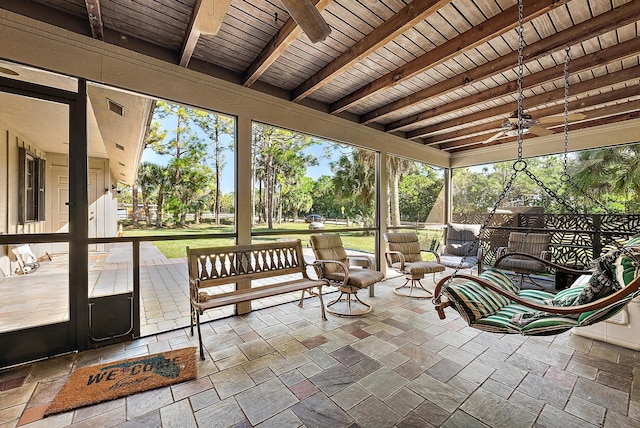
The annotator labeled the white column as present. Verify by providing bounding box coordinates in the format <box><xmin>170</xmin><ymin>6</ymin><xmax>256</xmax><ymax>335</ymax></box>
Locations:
<box><xmin>378</xmin><ymin>151</ymin><xmax>388</xmax><ymax>281</ymax></box>
<box><xmin>236</xmin><ymin>115</ymin><xmax>252</xmax><ymax>313</ymax></box>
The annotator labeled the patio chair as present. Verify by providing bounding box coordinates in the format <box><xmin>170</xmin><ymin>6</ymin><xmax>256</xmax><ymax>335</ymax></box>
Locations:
<box><xmin>495</xmin><ymin>232</ymin><xmax>552</xmax><ymax>289</ymax></box>
<box><xmin>309</xmin><ymin>233</ymin><xmax>384</xmax><ymax>316</ymax></box>
<box><xmin>384</xmin><ymin>232</ymin><xmax>445</xmax><ymax>298</ymax></box>
<box><xmin>11</xmin><ymin>244</ymin><xmax>40</xmax><ymax>274</ymax></box>
<box><xmin>439</xmin><ymin>223</ymin><xmax>483</xmax><ymax>274</ymax></box>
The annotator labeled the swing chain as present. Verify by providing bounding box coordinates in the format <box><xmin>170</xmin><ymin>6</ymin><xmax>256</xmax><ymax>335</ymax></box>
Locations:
<box><xmin>444</xmin><ymin>0</ymin><xmax>526</xmax><ymax>281</ymax></box>
<box><xmin>522</xmin><ymin>167</ymin><xmax>580</xmax><ymax>217</ymax></box>
<box><xmin>516</xmin><ymin>0</ymin><xmax>525</xmax><ymax>161</ymax></box>
<box><xmin>556</xmin><ymin>45</ymin><xmax>612</xmax><ymax>218</ymax></box>
<box><xmin>563</xmin><ymin>45</ymin><xmax>570</xmax><ymax>174</ymax></box>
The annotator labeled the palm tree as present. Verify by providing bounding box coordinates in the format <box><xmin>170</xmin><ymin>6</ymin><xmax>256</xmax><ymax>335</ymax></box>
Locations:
<box><xmin>387</xmin><ymin>156</ymin><xmax>414</xmax><ymax>226</ymax></box>
<box><xmin>571</xmin><ymin>145</ymin><xmax>640</xmax><ymax>213</ymax></box>
<box><xmin>332</xmin><ymin>150</ymin><xmax>376</xmax><ymax>226</ymax></box>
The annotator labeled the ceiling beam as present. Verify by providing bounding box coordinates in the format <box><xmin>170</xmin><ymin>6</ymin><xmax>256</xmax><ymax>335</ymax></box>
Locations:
<box><xmin>84</xmin><ymin>0</ymin><xmax>103</xmax><ymax>40</ymax></box>
<box><xmin>438</xmin><ymin>90</ymin><xmax>640</xmax><ymax>150</ymax></box>
<box><xmin>291</xmin><ymin>0</ymin><xmax>452</xmax><ymax>102</ymax></box>
<box><xmin>386</xmin><ymin>36</ymin><xmax>640</xmax><ymax>132</ymax></box>
<box><xmin>329</xmin><ymin>0</ymin><xmax>566</xmax><ymax>114</ymax></box>
<box><xmin>180</xmin><ymin>0</ymin><xmax>231</xmax><ymax>67</ymax></box>
<box><xmin>243</xmin><ymin>0</ymin><xmax>331</xmax><ymax>87</ymax></box>
<box><xmin>408</xmin><ymin>64</ymin><xmax>640</xmax><ymax>140</ymax></box>
<box><xmin>361</xmin><ymin>0</ymin><xmax>640</xmax><ymax>125</ymax></box>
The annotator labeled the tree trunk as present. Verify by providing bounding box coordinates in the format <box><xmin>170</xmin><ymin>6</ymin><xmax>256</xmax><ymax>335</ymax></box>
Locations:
<box><xmin>277</xmin><ymin>182</ymin><xmax>283</xmax><ymax>224</ymax></box>
<box><xmin>251</xmin><ymin>151</ymin><xmax>257</xmax><ymax>225</ymax></box>
<box><xmin>155</xmin><ymin>185</ymin><xmax>164</xmax><ymax>227</ymax></box>
<box><xmin>142</xmin><ymin>192</ymin><xmax>151</xmax><ymax>225</ymax></box>
<box><xmin>266</xmin><ymin>168</ymin><xmax>274</xmax><ymax>229</ymax></box>
<box><xmin>132</xmin><ymin>180</ymin><xmax>139</xmax><ymax>227</ymax></box>
<box><xmin>214</xmin><ymin>124</ymin><xmax>221</xmax><ymax>225</ymax></box>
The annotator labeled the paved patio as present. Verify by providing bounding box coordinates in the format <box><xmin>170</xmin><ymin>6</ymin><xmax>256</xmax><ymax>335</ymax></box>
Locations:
<box><xmin>1</xmin><ymin>273</ymin><xmax>640</xmax><ymax>427</ymax></box>
<box><xmin>0</xmin><ymin>242</ymin><xmax>404</xmax><ymax>336</ymax></box>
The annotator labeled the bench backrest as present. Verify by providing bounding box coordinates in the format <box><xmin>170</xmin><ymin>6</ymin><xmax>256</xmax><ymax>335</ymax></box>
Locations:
<box><xmin>187</xmin><ymin>240</ymin><xmax>308</xmax><ymax>288</ymax></box>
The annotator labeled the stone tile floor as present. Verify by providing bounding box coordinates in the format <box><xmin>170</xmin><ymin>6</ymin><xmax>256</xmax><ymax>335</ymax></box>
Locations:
<box><xmin>2</xmin><ymin>275</ymin><xmax>640</xmax><ymax>428</ymax></box>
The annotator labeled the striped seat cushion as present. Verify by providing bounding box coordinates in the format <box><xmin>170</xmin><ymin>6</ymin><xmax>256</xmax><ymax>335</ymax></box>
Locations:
<box><xmin>442</xmin><ymin>269</ymin><xmax>519</xmax><ymax>324</ymax></box>
<box><xmin>475</xmin><ymin>289</ymin><xmax>556</xmax><ymax>333</ymax></box>
<box><xmin>518</xmin><ymin>288</ymin><xmax>580</xmax><ymax>335</ymax></box>
<box><xmin>402</xmin><ymin>261</ymin><xmax>445</xmax><ymax>275</ymax></box>
<box><xmin>385</xmin><ymin>233</ymin><xmax>423</xmax><ymax>263</ymax></box>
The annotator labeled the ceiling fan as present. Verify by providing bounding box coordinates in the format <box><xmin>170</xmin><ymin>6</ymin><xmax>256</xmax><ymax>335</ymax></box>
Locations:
<box><xmin>483</xmin><ymin>110</ymin><xmax>587</xmax><ymax>144</ymax></box>
<box><xmin>194</xmin><ymin>0</ymin><xmax>331</xmax><ymax>43</ymax></box>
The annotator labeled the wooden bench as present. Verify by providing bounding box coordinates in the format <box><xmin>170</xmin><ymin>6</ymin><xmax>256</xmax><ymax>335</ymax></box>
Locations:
<box><xmin>187</xmin><ymin>239</ymin><xmax>328</xmax><ymax>360</ymax></box>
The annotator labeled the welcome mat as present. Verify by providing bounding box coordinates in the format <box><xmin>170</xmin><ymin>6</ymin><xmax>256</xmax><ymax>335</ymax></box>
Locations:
<box><xmin>45</xmin><ymin>347</ymin><xmax>197</xmax><ymax>416</ymax></box>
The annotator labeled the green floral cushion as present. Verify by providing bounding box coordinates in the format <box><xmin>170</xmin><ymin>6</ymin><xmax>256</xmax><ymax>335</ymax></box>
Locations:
<box><xmin>550</xmin><ymin>285</ymin><xmax>585</xmax><ymax>306</ymax></box>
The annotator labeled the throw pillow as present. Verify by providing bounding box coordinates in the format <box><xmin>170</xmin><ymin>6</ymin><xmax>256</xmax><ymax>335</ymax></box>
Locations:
<box><xmin>572</xmin><ymin>247</ymin><xmax>619</xmax><ymax>306</ymax></box>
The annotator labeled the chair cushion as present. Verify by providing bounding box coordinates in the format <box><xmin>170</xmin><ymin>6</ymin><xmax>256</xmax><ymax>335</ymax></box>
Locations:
<box><xmin>444</xmin><ymin>223</ymin><xmax>480</xmax><ymax>256</ymax></box>
<box><xmin>496</xmin><ymin>257</ymin><xmax>545</xmax><ymax>273</ymax></box>
<box><xmin>511</xmin><ymin>239</ymin><xmax>640</xmax><ymax>329</ymax></box>
<box><xmin>576</xmin><ymin>242</ymin><xmax>640</xmax><ymax>325</ymax></box>
<box><xmin>324</xmin><ymin>268</ymin><xmax>384</xmax><ymax>289</ymax></box>
<box><xmin>612</xmin><ymin>248</ymin><xmax>640</xmax><ymax>288</ymax></box>
<box><xmin>346</xmin><ymin>269</ymin><xmax>385</xmax><ymax>288</ymax></box>
<box><xmin>475</xmin><ymin>289</ymin><xmax>559</xmax><ymax>334</ymax></box>
<box><xmin>310</xmin><ymin>234</ymin><xmax>348</xmax><ymax>275</ymax></box>
<box><xmin>385</xmin><ymin>232</ymin><xmax>422</xmax><ymax>263</ymax></box>
<box><xmin>439</xmin><ymin>255</ymin><xmax>478</xmax><ymax>270</ymax></box>
<box><xmin>402</xmin><ymin>261</ymin><xmax>445</xmax><ymax>275</ymax></box>
<box><xmin>441</xmin><ymin>268</ymin><xmax>518</xmax><ymax>325</ymax></box>
<box><xmin>444</xmin><ymin>241</ymin><xmax>474</xmax><ymax>256</ymax></box>
<box><xmin>506</xmin><ymin>233</ymin><xmax>550</xmax><ymax>259</ymax></box>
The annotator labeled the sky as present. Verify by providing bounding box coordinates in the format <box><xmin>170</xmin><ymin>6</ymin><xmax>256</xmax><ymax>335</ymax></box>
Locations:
<box><xmin>141</xmin><ymin>126</ymin><xmax>340</xmax><ymax>194</ymax></box>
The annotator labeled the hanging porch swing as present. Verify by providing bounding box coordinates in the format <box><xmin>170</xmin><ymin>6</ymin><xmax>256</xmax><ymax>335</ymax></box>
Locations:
<box><xmin>432</xmin><ymin>0</ymin><xmax>640</xmax><ymax>336</ymax></box>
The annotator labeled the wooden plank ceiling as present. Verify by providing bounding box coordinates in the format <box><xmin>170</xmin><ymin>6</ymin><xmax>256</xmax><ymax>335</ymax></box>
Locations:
<box><xmin>6</xmin><ymin>0</ymin><xmax>640</xmax><ymax>157</ymax></box>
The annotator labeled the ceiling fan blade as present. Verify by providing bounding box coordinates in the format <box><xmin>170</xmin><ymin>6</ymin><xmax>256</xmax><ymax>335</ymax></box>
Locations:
<box><xmin>279</xmin><ymin>0</ymin><xmax>331</xmax><ymax>43</ymax></box>
<box><xmin>529</xmin><ymin>126</ymin><xmax>554</xmax><ymax>136</ymax></box>
<box><xmin>538</xmin><ymin>113</ymin><xmax>587</xmax><ymax>123</ymax></box>
<box><xmin>195</xmin><ymin>0</ymin><xmax>232</xmax><ymax>35</ymax></box>
<box><xmin>483</xmin><ymin>132</ymin><xmax>504</xmax><ymax>144</ymax></box>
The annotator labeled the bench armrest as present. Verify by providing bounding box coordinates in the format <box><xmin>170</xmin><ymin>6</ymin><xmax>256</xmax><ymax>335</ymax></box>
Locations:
<box><xmin>189</xmin><ymin>277</ymin><xmax>201</xmax><ymax>303</ymax></box>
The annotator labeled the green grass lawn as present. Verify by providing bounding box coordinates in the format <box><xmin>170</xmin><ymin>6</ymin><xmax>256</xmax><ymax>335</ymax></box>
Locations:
<box><xmin>122</xmin><ymin>221</ymin><xmax>393</xmax><ymax>259</ymax></box>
